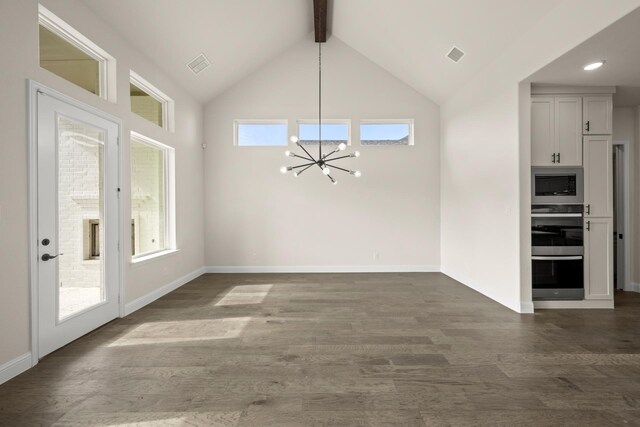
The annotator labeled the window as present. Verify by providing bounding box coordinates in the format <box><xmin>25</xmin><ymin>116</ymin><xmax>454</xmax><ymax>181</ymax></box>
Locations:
<box><xmin>38</xmin><ymin>5</ymin><xmax>116</xmax><ymax>102</ymax></box>
<box><xmin>82</xmin><ymin>219</ymin><xmax>100</xmax><ymax>260</ymax></box>
<box><xmin>234</xmin><ymin>120</ymin><xmax>288</xmax><ymax>146</ymax></box>
<box><xmin>297</xmin><ymin>120</ymin><xmax>350</xmax><ymax>145</ymax></box>
<box><xmin>130</xmin><ymin>132</ymin><xmax>175</xmax><ymax>260</ymax></box>
<box><xmin>360</xmin><ymin>120</ymin><xmax>414</xmax><ymax>146</ymax></box>
<box><xmin>130</xmin><ymin>71</ymin><xmax>174</xmax><ymax>130</ymax></box>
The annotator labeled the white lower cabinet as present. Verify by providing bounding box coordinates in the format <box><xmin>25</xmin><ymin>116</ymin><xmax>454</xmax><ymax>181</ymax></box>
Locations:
<box><xmin>584</xmin><ymin>217</ymin><xmax>613</xmax><ymax>300</ymax></box>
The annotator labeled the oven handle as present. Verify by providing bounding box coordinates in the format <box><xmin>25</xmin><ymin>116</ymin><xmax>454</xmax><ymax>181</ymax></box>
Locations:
<box><xmin>532</xmin><ymin>256</ymin><xmax>583</xmax><ymax>261</ymax></box>
<box><xmin>531</xmin><ymin>213</ymin><xmax>583</xmax><ymax>218</ymax></box>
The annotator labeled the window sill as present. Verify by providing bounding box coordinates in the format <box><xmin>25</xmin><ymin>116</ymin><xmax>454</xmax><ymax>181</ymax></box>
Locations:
<box><xmin>131</xmin><ymin>249</ymin><xmax>179</xmax><ymax>267</ymax></box>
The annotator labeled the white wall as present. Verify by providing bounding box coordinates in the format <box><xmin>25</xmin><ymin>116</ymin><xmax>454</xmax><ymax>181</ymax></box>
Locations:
<box><xmin>204</xmin><ymin>36</ymin><xmax>440</xmax><ymax>271</ymax></box>
<box><xmin>0</xmin><ymin>0</ymin><xmax>204</xmax><ymax>369</ymax></box>
<box><xmin>441</xmin><ymin>0</ymin><xmax>640</xmax><ymax>313</ymax></box>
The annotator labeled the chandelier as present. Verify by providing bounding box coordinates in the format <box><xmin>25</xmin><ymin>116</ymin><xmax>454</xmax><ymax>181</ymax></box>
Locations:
<box><xmin>280</xmin><ymin>43</ymin><xmax>360</xmax><ymax>185</ymax></box>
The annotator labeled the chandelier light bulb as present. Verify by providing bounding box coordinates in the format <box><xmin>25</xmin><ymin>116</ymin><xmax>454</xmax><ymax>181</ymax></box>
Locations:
<box><xmin>280</xmin><ymin>166</ymin><xmax>289</xmax><ymax>174</ymax></box>
<box><xmin>293</xmin><ymin>171</ymin><xmax>300</xmax><ymax>177</ymax></box>
<box><xmin>322</xmin><ymin>167</ymin><xmax>331</xmax><ymax>175</ymax></box>
<box><xmin>290</xmin><ymin>135</ymin><xmax>299</xmax><ymax>144</ymax></box>
<box><xmin>353</xmin><ymin>170</ymin><xmax>362</xmax><ymax>178</ymax></box>
<box><xmin>332</xmin><ymin>179</ymin><xmax>338</xmax><ymax>185</ymax></box>
<box><xmin>284</xmin><ymin>150</ymin><xmax>291</xmax><ymax>157</ymax></box>
<box><xmin>350</xmin><ymin>151</ymin><xmax>360</xmax><ymax>158</ymax></box>
<box><xmin>338</xmin><ymin>143</ymin><xmax>347</xmax><ymax>151</ymax></box>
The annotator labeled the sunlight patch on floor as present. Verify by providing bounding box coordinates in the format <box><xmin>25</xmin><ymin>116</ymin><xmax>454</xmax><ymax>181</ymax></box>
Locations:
<box><xmin>108</xmin><ymin>317</ymin><xmax>252</xmax><ymax>347</ymax></box>
<box><xmin>214</xmin><ymin>284</ymin><xmax>273</xmax><ymax>306</ymax></box>
<box><xmin>57</xmin><ymin>411</ymin><xmax>242</xmax><ymax>426</ymax></box>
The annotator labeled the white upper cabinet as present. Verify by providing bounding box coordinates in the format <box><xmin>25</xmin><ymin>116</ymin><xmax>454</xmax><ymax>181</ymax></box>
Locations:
<box><xmin>554</xmin><ymin>97</ymin><xmax>583</xmax><ymax>166</ymax></box>
<box><xmin>583</xmin><ymin>135</ymin><xmax>613</xmax><ymax>218</ymax></box>
<box><xmin>531</xmin><ymin>96</ymin><xmax>582</xmax><ymax>166</ymax></box>
<box><xmin>584</xmin><ymin>217</ymin><xmax>613</xmax><ymax>300</ymax></box>
<box><xmin>583</xmin><ymin>96</ymin><xmax>613</xmax><ymax>135</ymax></box>
<box><xmin>531</xmin><ymin>97</ymin><xmax>555</xmax><ymax>166</ymax></box>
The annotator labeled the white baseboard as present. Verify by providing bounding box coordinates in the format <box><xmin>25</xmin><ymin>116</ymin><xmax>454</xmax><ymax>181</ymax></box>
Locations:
<box><xmin>627</xmin><ymin>282</ymin><xmax>640</xmax><ymax>293</ymax></box>
<box><xmin>0</xmin><ymin>352</ymin><xmax>32</xmax><ymax>386</ymax></box>
<box><xmin>204</xmin><ymin>265</ymin><xmax>440</xmax><ymax>274</ymax></box>
<box><xmin>534</xmin><ymin>299</ymin><xmax>614</xmax><ymax>309</ymax></box>
<box><xmin>124</xmin><ymin>267</ymin><xmax>206</xmax><ymax>316</ymax></box>
<box><xmin>440</xmin><ymin>267</ymin><xmax>525</xmax><ymax>314</ymax></box>
<box><xmin>519</xmin><ymin>301</ymin><xmax>535</xmax><ymax>314</ymax></box>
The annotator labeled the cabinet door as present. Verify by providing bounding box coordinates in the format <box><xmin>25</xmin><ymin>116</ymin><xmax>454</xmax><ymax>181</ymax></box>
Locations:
<box><xmin>584</xmin><ymin>217</ymin><xmax>613</xmax><ymax>300</ymax></box>
<box><xmin>531</xmin><ymin>97</ymin><xmax>555</xmax><ymax>166</ymax></box>
<box><xmin>583</xmin><ymin>136</ymin><xmax>613</xmax><ymax>217</ymax></box>
<box><xmin>583</xmin><ymin>96</ymin><xmax>612</xmax><ymax>135</ymax></box>
<box><xmin>555</xmin><ymin>97</ymin><xmax>582</xmax><ymax>166</ymax></box>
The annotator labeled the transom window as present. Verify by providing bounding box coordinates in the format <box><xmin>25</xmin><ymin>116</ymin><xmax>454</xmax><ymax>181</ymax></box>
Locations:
<box><xmin>360</xmin><ymin>120</ymin><xmax>414</xmax><ymax>146</ymax></box>
<box><xmin>234</xmin><ymin>120</ymin><xmax>288</xmax><ymax>146</ymax></box>
<box><xmin>297</xmin><ymin>120</ymin><xmax>350</xmax><ymax>145</ymax></box>
<box><xmin>130</xmin><ymin>71</ymin><xmax>174</xmax><ymax>130</ymax></box>
<box><xmin>38</xmin><ymin>5</ymin><xmax>116</xmax><ymax>102</ymax></box>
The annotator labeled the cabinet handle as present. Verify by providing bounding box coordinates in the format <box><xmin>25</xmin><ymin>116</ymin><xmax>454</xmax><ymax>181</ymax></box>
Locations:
<box><xmin>586</xmin><ymin>204</ymin><xmax>591</xmax><ymax>215</ymax></box>
<box><xmin>552</xmin><ymin>153</ymin><xmax>556</xmax><ymax>164</ymax></box>
<box><xmin>557</xmin><ymin>152</ymin><xmax>560</xmax><ymax>163</ymax></box>
<box><xmin>585</xmin><ymin>121</ymin><xmax>590</xmax><ymax>132</ymax></box>
<box><xmin>586</xmin><ymin>220</ymin><xmax>591</xmax><ymax>231</ymax></box>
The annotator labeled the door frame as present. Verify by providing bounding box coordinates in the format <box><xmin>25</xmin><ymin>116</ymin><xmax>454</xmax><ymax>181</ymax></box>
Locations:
<box><xmin>612</xmin><ymin>140</ymin><xmax>631</xmax><ymax>292</ymax></box>
<box><xmin>27</xmin><ymin>80</ymin><xmax>124</xmax><ymax>367</ymax></box>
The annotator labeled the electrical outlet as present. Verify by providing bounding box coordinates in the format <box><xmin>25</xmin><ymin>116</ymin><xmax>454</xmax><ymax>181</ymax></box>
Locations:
<box><xmin>373</xmin><ymin>251</ymin><xmax>381</xmax><ymax>261</ymax></box>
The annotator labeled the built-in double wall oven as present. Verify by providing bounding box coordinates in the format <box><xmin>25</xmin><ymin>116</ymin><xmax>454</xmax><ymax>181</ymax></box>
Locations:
<box><xmin>531</xmin><ymin>172</ymin><xmax>585</xmax><ymax>300</ymax></box>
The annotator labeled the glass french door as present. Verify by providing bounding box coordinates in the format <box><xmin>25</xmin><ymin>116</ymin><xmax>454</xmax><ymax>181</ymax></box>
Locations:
<box><xmin>37</xmin><ymin>92</ymin><xmax>120</xmax><ymax>358</ymax></box>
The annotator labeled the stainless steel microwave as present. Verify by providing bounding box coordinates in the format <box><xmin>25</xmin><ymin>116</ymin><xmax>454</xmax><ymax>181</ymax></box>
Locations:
<box><xmin>531</xmin><ymin>167</ymin><xmax>583</xmax><ymax>204</ymax></box>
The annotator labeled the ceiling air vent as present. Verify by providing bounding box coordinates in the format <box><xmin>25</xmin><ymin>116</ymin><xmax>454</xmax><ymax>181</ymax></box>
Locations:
<box><xmin>186</xmin><ymin>53</ymin><xmax>211</xmax><ymax>75</ymax></box>
<box><xmin>447</xmin><ymin>46</ymin><xmax>465</xmax><ymax>63</ymax></box>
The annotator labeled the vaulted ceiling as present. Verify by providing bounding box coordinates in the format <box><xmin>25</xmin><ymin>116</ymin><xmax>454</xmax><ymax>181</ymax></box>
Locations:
<box><xmin>82</xmin><ymin>0</ymin><xmax>564</xmax><ymax>105</ymax></box>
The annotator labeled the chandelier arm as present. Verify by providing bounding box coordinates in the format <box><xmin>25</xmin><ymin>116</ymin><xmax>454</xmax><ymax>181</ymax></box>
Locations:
<box><xmin>291</xmin><ymin>153</ymin><xmax>314</xmax><ymax>161</ymax></box>
<box><xmin>295</xmin><ymin>163</ymin><xmax>315</xmax><ymax>177</ymax></box>
<box><xmin>324</xmin><ymin>154</ymin><xmax>352</xmax><ymax>162</ymax></box>
<box><xmin>322</xmin><ymin>148</ymin><xmax>340</xmax><ymax>159</ymax></box>
<box><xmin>296</xmin><ymin>142</ymin><xmax>317</xmax><ymax>162</ymax></box>
<box><xmin>290</xmin><ymin>162</ymin><xmax>317</xmax><ymax>169</ymax></box>
<box><xmin>324</xmin><ymin>164</ymin><xmax>351</xmax><ymax>173</ymax></box>
<box><xmin>327</xmin><ymin>174</ymin><xmax>336</xmax><ymax>184</ymax></box>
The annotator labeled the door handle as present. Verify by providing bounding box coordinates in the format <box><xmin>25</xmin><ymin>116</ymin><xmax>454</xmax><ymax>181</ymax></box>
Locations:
<box><xmin>585</xmin><ymin>204</ymin><xmax>591</xmax><ymax>215</ymax></box>
<box><xmin>557</xmin><ymin>152</ymin><xmax>560</xmax><ymax>163</ymax></box>
<box><xmin>41</xmin><ymin>253</ymin><xmax>63</xmax><ymax>261</ymax></box>
<box><xmin>585</xmin><ymin>121</ymin><xmax>590</xmax><ymax>132</ymax></box>
<box><xmin>586</xmin><ymin>221</ymin><xmax>591</xmax><ymax>231</ymax></box>
<box><xmin>552</xmin><ymin>153</ymin><xmax>556</xmax><ymax>163</ymax></box>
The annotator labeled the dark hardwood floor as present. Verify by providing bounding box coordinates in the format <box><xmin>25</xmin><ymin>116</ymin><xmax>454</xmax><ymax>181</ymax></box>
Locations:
<box><xmin>1</xmin><ymin>273</ymin><xmax>640</xmax><ymax>426</ymax></box>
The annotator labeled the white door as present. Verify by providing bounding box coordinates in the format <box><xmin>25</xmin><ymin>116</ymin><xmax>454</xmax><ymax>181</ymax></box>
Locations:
<box><xmin>37</xmin><ymin>92</ymin><xmax>120</xmax><ymax>358</ymax></box>
<box><xmin>583</xmin><ymin>136</ymin><xmax>613</xmax><ymax>218</ymax></box>
<box><xmin>584</xmin><ymin>217</ymin><xmax>614</xmax><ymax>300</ymax></box>
<box><xmin>554</xmin><ymin>96</ymin><xmax>582</xmax><ymax>166</ymax></box>
<box><xmin>531</xmin><ymin>96</ymin><xmax>555</xmax><ymax>166</ymax></box>
<box><xmin>583</xmin><ymin>96</ymin><xmax>613</xmax><ymax>135</ymax></box>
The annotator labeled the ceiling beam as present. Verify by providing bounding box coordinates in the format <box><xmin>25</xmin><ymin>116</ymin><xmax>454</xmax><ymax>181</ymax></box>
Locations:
<box><xmin>313</xmin><ymin>0</ymin><xmax>327</xmax><ymax>43</ymax></box>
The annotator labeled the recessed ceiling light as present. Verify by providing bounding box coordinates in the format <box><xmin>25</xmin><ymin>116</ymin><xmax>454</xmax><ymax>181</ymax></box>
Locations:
<box><xmin>583</xmin><ymin>61</ymin><xmax>605</xmax><ymax>71</ymax></box>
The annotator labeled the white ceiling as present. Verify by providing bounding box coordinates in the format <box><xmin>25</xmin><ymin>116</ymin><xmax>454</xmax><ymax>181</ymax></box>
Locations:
<box><xmin>528</xmin><ymin>7</ymin><xmax>640</xmax><ymax>107</ymax></box>
<box><xmin>83</xmin><ymin>0</ymin><xmax>565</xmax><ymax>105</ymax></box>
<box><xmin>331</xmin><ymin>0</ymin><xmax>563</xmax><ymax>104</ymax></box>
<box><xmin>82</xmin><ymin>0</ymin><xmax>313</xmax><ymax>103</ymax></box>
